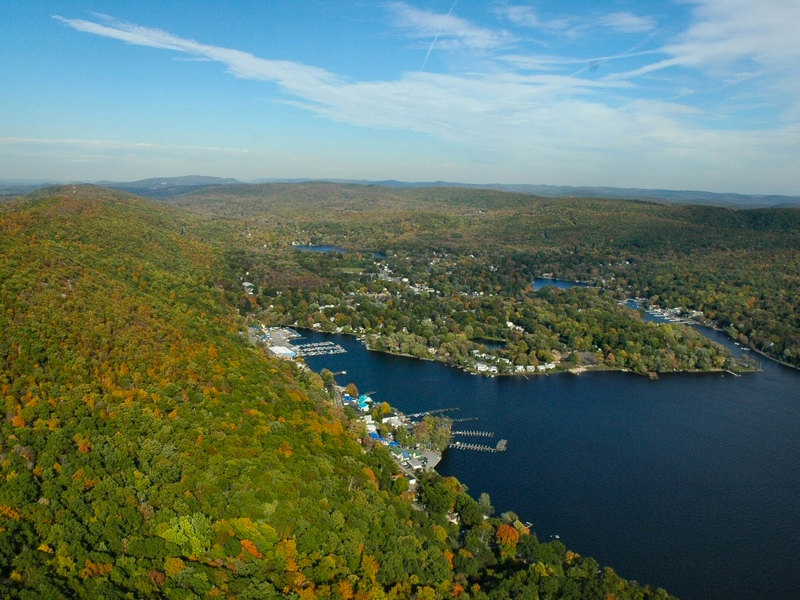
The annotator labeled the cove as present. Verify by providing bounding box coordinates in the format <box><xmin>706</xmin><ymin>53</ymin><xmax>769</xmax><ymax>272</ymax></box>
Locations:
<box><xmin>293</xmin><ymin>244</ymin><xmax>385</xmax><ymax>258</ymax></box>
<box><xmin>300</xmin><ymin>329</ymin><xmax>800</xmax><ymax>600</ymax></box>
<box><xmin>533</xmin><ymin>277</ymin><xmax>591</xmax><ymax>291</ymax></box>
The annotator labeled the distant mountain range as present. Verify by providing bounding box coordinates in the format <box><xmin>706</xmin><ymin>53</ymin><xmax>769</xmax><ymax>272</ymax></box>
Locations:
<box><xmin>2</xmin><ymin>175</ymin><xmax>799</xmax><ymax>208</ymax></box>
<box><xmin>489</xmin><ymin>183</ymin><xmax>800</xmax><ymax>209</ymax></box>
<box><xmin>97</xmin><ymin>175</ymin><xmax>241</xmax><ymax>188</ymax></box>
<box><xmin>253</xmin><ymin>179</ymin><xmax>800</xmax><ymax>208</ymax></box>
<box><xmin>95</xmin><ymin>175</ymin><xmax>241</xmax><ymax>198</ymax></box>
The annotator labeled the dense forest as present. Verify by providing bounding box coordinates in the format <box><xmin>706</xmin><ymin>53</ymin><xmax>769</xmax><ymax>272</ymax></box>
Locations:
<box><xmin>0</xmin><ymin>187</ymin><xmax>676</xmax><ymax>598</ymax></box>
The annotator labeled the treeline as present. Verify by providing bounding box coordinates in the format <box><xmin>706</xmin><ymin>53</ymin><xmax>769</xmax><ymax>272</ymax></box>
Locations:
<box><xmin>0</xmin><ymin>187</ymin><xmax>674</xmax><ymax>598</ymax></box>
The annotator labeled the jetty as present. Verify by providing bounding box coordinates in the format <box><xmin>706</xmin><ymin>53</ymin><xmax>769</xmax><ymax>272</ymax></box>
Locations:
<box><xmin>293</xmin><ymin>341</ymin><xmax>346</xmax><ymax>356</ymax></box>
<box><xmin>452</xmin><ymin>430</ymin><xmax>495</xmax><ymax>438</ymax></box>
<box><xmin>450</xmin><ymin>416</ymin><xmax>479</xmax><ymax>423</ymax></box>
<box><xmin>448</xmin><ymin>439</ymin><xmax>508</xmax><ymax>453</ymax></box>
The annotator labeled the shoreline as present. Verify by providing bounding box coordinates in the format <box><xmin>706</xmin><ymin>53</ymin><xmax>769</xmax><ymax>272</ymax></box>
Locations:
<box><xmin>293</xmin><ymin>325</ymin><xmax>753</xmax><ymax>378</ymax></box>
<box><xmin>689</xmin><ymin>321</ymin><xmax>799</xmax><ymax>372</ymax></box>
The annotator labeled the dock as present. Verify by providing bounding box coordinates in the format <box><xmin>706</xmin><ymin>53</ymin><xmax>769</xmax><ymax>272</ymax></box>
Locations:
<box><xmin>406</xmin><ymin>407</ymin><xmax>460</xmax><ymax>418</ymax></box>
<box><xmin>293</xmin><ymin>341</ymin><xmax>346</xmax><ymax>356</ymax></box>
<box><xmin>448</xmin><ymin>439</ymin><xmax>508</xmax><ymax>453</ymax></box>
<box><xmin>450</xmin><ymin>417</ymin><xmax>479</xmax><ymax>423</ymax></box>
<box><xmin>452</xmin><ymin>430</ymin><xmax>495</xmax><ymax>438</ymax></box>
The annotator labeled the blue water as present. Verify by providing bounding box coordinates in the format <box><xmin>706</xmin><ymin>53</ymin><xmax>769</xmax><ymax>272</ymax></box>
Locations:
<box><xmin>294</xmin><ymin>245</ymin><xmax>350</xmax><ymax>253</ymax></box>
<box><xmin>300</xmin><ymin>330</ymin><xmax>800</xmax><ymax>600</ymax></box>
<box><xmin>293</xmin><ymin>245</ymin><xmax>385</xmax><ymax>258</ymax></box>
<box><xmin>533</xmin><ymin>277</ymin><xmax>591</xmax><ymax>291</ymax></box>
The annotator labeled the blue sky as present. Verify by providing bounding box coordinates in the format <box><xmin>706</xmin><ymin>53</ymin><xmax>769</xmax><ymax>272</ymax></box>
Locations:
<box><xmin>1</xmin><ymin>1</ymin><xmax>799</xmax><ymax>194</ymax></box>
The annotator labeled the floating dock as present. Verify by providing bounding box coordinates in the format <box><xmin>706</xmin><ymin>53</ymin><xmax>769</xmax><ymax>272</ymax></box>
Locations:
<box><xmin>407</xmin><ymin>407</ymin><xmax>460</xmax><ymax>418</ymax></box>
<box><xmin>448</xmin><ymin>439</ymin><xmax>507</xmax><ymax>453</ymax></box>
<box><xmin>452</xmin><ymin>430</ymin><xmax>495</xmax><ymax>438</ymax></box>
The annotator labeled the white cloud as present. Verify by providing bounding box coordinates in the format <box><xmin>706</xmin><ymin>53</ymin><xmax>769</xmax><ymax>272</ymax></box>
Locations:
<box><xmin>598</xmin><ymin>12</ymin><xmax>656</xmax><ymax>33</ymax></box>
<box><xmin>667</xmin><ymin>0</ymin><xmax>800</xmax><ymax>70</ymax></box>
<box><xmin>497</xmin><ymin>5</ymin><xmax>654</xmax><ymax>36</ymax></box>
<box><xmin>496</xmin><ymin>5</ymin><xmax>540</xmax><ymax>28</ymax></box>
<box><xmin>53</xmin><ymin>15</ymin><xmax>342</xmax><ymax>95</ymax></box>
<box><xmin>610</xmin><ymin>1</ymin><xmax>800</xmax><ymax>87</ymax></box>
<box><xmin>386</xmin><ymin>2</ymin><xmax>512</xmax><ymax>51</ymax></box>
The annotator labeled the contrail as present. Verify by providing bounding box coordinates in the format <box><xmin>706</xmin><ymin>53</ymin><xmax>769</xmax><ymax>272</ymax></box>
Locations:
<box><xmin>420</xmin><ymin>0</ymin><xmax>458</xmax><ymax>72</ymax></box>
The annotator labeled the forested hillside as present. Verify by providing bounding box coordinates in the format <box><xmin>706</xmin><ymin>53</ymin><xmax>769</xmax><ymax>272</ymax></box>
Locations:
<box><xmin>0</xmin><ymin>187</ymin><xmax>673</xmax><ymax>598</ymax></box>
<box><xmin>167</xmin><ymin>182</ymin><xmax>800</xmax><ymax>372</ymax></box>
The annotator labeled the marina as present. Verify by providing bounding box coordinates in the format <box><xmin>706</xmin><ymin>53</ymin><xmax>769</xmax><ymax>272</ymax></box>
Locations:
<box><xmin>293</xmin><ymin>341</ymin><xmax>347</xmax><ymax>356</ymax></box>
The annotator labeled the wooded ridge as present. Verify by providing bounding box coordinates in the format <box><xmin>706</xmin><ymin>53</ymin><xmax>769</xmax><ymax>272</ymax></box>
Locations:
<box><xmin>1</xmin><ymin>186</ymin><xmax>677</xmax><ymax>598</ymax></box>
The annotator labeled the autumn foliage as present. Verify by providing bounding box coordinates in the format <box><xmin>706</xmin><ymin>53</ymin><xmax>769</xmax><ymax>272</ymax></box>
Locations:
<box><xmin>0</xmin><ymin>187</ymin><xmax>678</xmax><ymax>599</ymax></box>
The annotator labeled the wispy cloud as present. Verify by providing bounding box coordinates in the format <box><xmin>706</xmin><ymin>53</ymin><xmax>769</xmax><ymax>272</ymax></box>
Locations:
<box><xmin>52</xmin><ymin>12</ymin><xmax>618</xmax><ymax>139</ymax></box>
<box><xmin>418</xmin><ymin>0</ymin><xmax>459</xmax><ymax>72</ymax></box>
<box><xmin>496</xmin><ymin>5</ymin><xmax>540</xmax><ymax>28</ymax></box>
<box><xmin>608</xmin><ymin>0</ymin><xmax>800</xmax><ymax>89</ymax></box>
<box><xmin>599</xmin><ymin>12</ymin><xmax>656</xmax><ymax>34</ymax></box>
<box><xmin>501</xmin><ymin>49</ymin><xmax>660</xmax><ymax>73</ymax></box>
<box><xmin>496</xmin><ymin>5</ymin><xmax>655</xmax><ymax>36</ymax></box>
<box><xmin>667</xmin><ymin>0</ymin><xmax>800</xmax><ymax>70</ymax></box>
<box><xmin>386</xmin><ymin>2</ymin><xmax>512</xmax><ymax>51</ymax></box>
<box><xmin>53</xmin><ymin>14</ymin><xmax>342</xmax><ymax>97</ymax></box>
<box><xmin>0</xmin><ymin>136</ymin><xmax>253</xmax><ymax>154</ymax></box>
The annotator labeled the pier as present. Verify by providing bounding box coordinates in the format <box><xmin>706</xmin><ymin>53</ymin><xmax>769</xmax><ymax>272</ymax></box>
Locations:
<box><xmin>452</xmin><ymin>430</ymin><xmax>495</xmax><ymax>438</ymax></box>
<box><xmin>450</xmin><ymin>416</ymin><xmax>479</xmax><ymax>423</ymax></box>
<box><xmin>293</xmin><ymin>341</ymin><xmax>346</xmax><ymax>356</ymax></box>
<box><xmin>448</xmin><ymin>439</ymin><xmax>508</xmax><ymax>453</ymax></box>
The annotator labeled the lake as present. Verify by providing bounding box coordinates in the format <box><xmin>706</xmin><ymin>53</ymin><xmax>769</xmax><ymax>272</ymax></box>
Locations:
<box><xmin>293</xmin><ymin>245</ymin><xmax>385</xmax><ymax>258</ymax></box>
<box><xmin>299</xmin><ymin>327</ymin><xmax>800</xmax><ymax>600</ymax></box>
<box><xmin>293</xmin><ymin>244</ymin><xmax>351</xmax><ymax>253</ymax></box>
<box><xmin>533</xmin><ymin>277</ymin><xmax>591</xmax><ymax>291</ymax></box>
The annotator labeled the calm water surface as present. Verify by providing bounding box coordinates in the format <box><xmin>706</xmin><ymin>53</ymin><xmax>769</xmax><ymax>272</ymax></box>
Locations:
<box><xmin>301</xmin><ymin>327</ymin><xmax>800</xmax><ymax>600</ymax></box>
<box><xmin>533</xmin><ymin>277</ymin><xmax>591</xmax><ymax>291</ymax></box>
<box><xmin>293</xmin><ymin>245</ymin><xmax>350</xmax><ymax>253</ymax></box>
<box><xmin>293</xmin><ymin>245</ymin><xmax>385</xmax><ymax>258</ymax></box>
